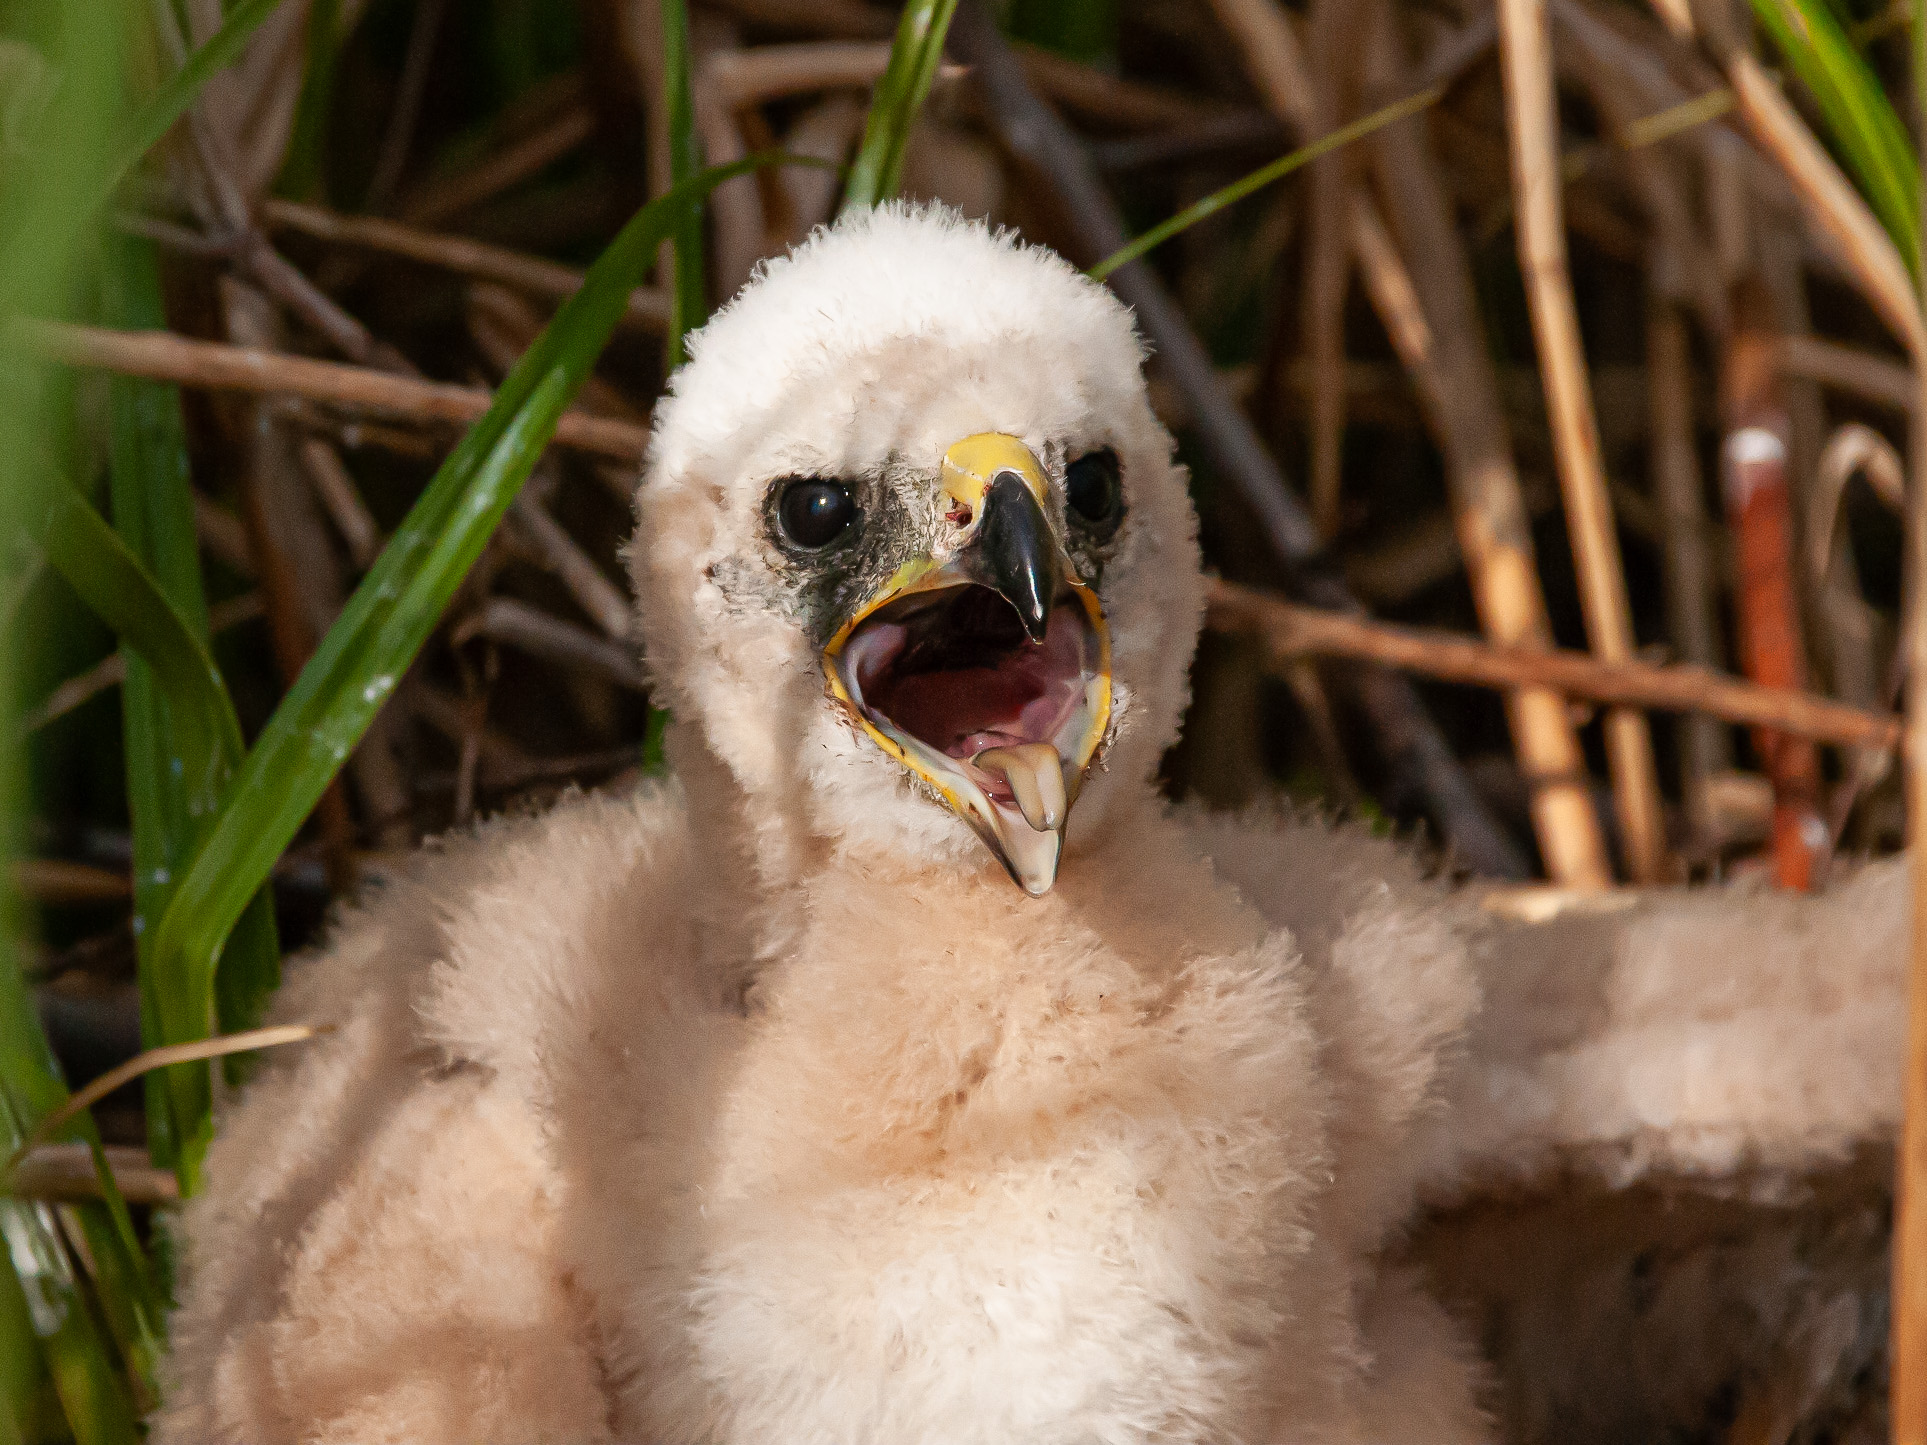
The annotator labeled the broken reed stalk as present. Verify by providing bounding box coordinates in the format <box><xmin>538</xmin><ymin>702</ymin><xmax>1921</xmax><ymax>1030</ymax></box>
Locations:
<box><xmin>1498</xmin><ymin>0</ymin><xmax>1669</xmax><ymax>883</ymax></box>
<box><xmin>259</xmin><ymin>199</ymin><xmax>673</xmax><ymax>332</ymax></box>
<box><xmin>1360</xmin><ymin>3</ymin><xmax>1613</xmax><ymax>888</ymax></box>
<box><xmin>1721</xmin><ymin>282</ymin><xmax>1826</xmax><ymax>890</ymax></box>
<box><xmin>17</xmin><ymin>319</ymin><xmax>649</xmax><ymax>461</ymax></box>
<box><xmin>1204</xmin><ymin>581</ymin><xmax>1901</xmax><ymax>752</ymax></box>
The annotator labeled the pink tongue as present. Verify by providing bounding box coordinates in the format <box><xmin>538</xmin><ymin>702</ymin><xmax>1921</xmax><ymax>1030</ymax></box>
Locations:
<box><xmin>870</xmin><ymin>664</ymin><xmax>1043</xmax><ymax>758</ymax></box>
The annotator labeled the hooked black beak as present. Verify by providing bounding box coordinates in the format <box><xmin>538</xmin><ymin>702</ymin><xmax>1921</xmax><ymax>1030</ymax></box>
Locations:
<box><xmin>959</xmin><ymin>472</ymin><xmax>1061</xmax><ymax>643</ymax></box>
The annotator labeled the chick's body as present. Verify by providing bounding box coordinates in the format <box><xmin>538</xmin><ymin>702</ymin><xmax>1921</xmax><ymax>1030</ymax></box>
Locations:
<box><xmin>155</xmin><ymin>780</ymin><xmax>1481</xmax><ymax>1445</ymax></box>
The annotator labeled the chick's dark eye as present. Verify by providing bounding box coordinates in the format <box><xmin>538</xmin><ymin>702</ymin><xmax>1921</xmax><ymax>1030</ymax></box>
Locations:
<box><xmin>1065</xmin><ymin>447</ymin><xmax>1123</xmax><ymax>539</ymax></box>
<box><xmin>776</xmin><ymin>479</ymin><xmax>857</xmax><ymax>550</ymax></box>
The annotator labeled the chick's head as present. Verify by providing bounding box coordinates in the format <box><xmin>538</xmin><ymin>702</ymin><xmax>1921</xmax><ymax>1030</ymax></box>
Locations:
<box><xmin>632</xmin><ymin>204</ymin><xmax>1203</xmax><ymax>895</ymax></box>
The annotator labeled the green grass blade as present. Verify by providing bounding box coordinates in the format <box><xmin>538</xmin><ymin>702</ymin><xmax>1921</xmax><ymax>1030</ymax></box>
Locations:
<box><xmin>1751</xmin><ymin>0</ymin><xmax>1921</xmax><ymax>273</ymax></box>
<box><xmin>19</xmin><ymin>467</ymin><xmax>253</xmax><ymax>1188</ymax></box>
<box><xmin>662</xmin><ymin>0</ymin><xmax>707</xmax><ymax>367</ymax></box>
<box><xmin>0</xmin><ymin>1199</ymin><xmax>137</xmax><ymax>1445</ymax></box>
<box><xmin>0</xmin><ymin>1246</ymin><xmax>45</xmax><ymax>1445</ymax></box>
<box><xmin>279</xmin><ymin>0</ymin><xmax>342</xmax><ymax>200</ymax></box>
<box><xmin>0</xmin><ymin>973</ymin><xmax>142</xmax><ymax>1445</ymax></box>
<box><xmin>23</xmin><ymin>471</ymin><xmax>244</xmax><ymax>824</ymax></box>
<box><xmin>145</xmin><ymin>153</ymin><xmax>804</xmax><ymax>1195</ymax></box>
<box><xmin>840</xmin><ymin>0</ymin><xmax>961</xmax><ymax>213</ymax></box>
<box><xmin>100</xmin><ymin>230</ymin><xmax>280</xmax><ymax>1170</ymax></box>
<box><xmin>1088</xmin><ymin>84</ymin><xmax>1444</xmax><ymax>282</ymax></box>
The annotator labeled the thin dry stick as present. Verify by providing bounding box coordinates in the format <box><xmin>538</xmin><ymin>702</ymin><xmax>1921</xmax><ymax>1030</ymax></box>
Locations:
<box><xmin>365</xmin><ymin>0</ymin><xmax>448</xmax><ymax>209</ymax></box>
<box><xmin>261</xmin><ymin>199</ymin><xmax>672</xmax><ymax>331</ymax></box>
<box><xmin>1206</xmin><ymin>581</ymin><xmax>1901</xmax><ymax>752</ymax></box>
<box><xmin>224</xmin><ymin>276</ymin><xmax>360</xmax><ymax>894</ymax></box>
<box><xmin>1778</xmin><ymin>334</ymin><xmax>1915</xmax><ymax>412</ymax></box>
<box><xmin>403</xmin><ymin>102</ymin><xmax>599</xmax><ymax>227</ymax></box>
<box><xmin>453</xmin><ymin>597</ymin><xmax>648</xmax><ymax>691</ymax></box>
<box><xmin>1499</xmin><ymin>0</ymin><xmax>1668</xmax><ymax>883</ymax></box>
<box><xmin>3</xmin><ymin>1025</ymin><xmax>331</xmax><ymax>1176</ymax></box>
<box><xmin>6</xmin><ymin>1144</ymin><xmax>180</xmax><ymax>1206</ymax></box>
<box><xmin>19</xmin><ymin>320</ymin><xmax>650</xmax><ymax>461</ymax></box>
<box><xmin>508</xmin><ymin>497</ymin><xmax>635</xmax><ymax>640</ymax></box>
<box><xmin>1013</xmin><ymin>43</ymin><xmax>1223</xmax><ymax>132</ymax></box>
<box><xmin>298</xmin><ymin>437</ymin><xmax>381</xmax><ymax>570</ymax></box>
<box><xmin>1812</xmin><ymin>423</ymin><xmax>1906</xmax><ymax>573</ymax></box>
<box><xmin>1361</xmin><ymin>4</ymin><xmax>1613</xmax><ymax>888</ymax></box>
<box><xmin>18</xmin><ymin>593</ymin><xmax>263</xmax><ymax>737</ymax></box>
<box><xmin>1301</xmin><ymin>0</ymin><xmax>1354</xmax><ymax>540</ymax></box>
<box><xmin>1648</xmin><ymin>299</ymin><xmax>1731</xmax><ymax>832</ymax></box>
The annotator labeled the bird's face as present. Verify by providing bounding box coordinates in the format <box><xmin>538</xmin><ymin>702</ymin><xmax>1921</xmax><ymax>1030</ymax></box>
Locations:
<box><xmin>634</xmin><ymin>207</ymin><xmax>1202</xmax><ymax>896</ymax></box>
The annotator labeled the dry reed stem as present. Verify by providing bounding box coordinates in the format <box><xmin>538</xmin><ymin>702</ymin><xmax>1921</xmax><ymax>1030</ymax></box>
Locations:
<box><xmin>19</xmin><ymin>320</ymin><xmax>650</xmax><ymax>461</ymax></box>
<box><xmin>1778</xmin><ymin>334</ymin><xmax>1915</xmax><ymax>412</ymax></box>
<box><xmin>1648</xmin><ymin>300</ymin><xmax>1731</xmax><ymax>830</ymax></box>
<box><xmin>1721</xmin><ymin>284</ymin><xmax>1826</xmax><ymax>889</ymax></box>
<box><xmin>261</xmin><ymin>199</ymin><xmax>672</xmax><ymax>332</ymax></box>
<box><xmin>224</xmin><ymin>277</ymin><xmax>360</xmax><ymax>892</ymax></box>
<box><xmin>1013</xmin><ymin>44</ymin><xmax>1225</xmax><ymax>131</ymax></box>
<box><xmin>508</xmin><ymin>497</ymin><xmax>635</xmax><ymax>640</ymax></box>
<box><xmin>1211</xmin><ymin>0</ymin><xmax>1604</xmax><ymax>883</ymax></box>
<box><xmin>1812</xmin><ymin>423</ymin><xmax>1906</xmax><ymax>574</ymax></box>
<box><xmin>1301</xmin><ymin>0</ymin><xmax>1354</xmax><ymax>540</ymax></box>
<box><xmin>1362</xmin><ymin>4</ymin><xmax>1613</xmax><ymax>888</ymax></box>
<box><xmin>402</xmin><ymin>102</ymin><xmax>599</xmax><ymax>227</ymax></box>
<box><xmin>3</xmin><ymin>1025</ymin><xmax>332</xmax><ymax>1175</ymax></box>
<box><xmin>19</xmin><ymin>593</ymin><xmax>263</xmax><ymax>737</ymax></box>
<box><xmin>1206</xmin><ymin>581</ymin><xmax>1901</xmax><ymax>751</ymax></box>
<box><xmin>297</xmin><ymin>437</ymin><xmax>382</xmax><ymax>570</ymax></box>
<box><xmin>1499</xmin><ymin>0</ymin><xmax>1669</xmax><ymax>883</ymax></box>
<box><xmin>6</xmin><ymin>1145</ymin><xmax>180</xmax><ymax>1207</ymax></box>
<box><xmin>453</xmin><ymin>597</ymin><xmax>648</xmax><ymax>691</ymax></box>
<box><xmin>1723</xmin><ymin>50</ymin><xmax>1926</xmax><ymax>358</ymax></box>
<box><xmin>1552</xmin><ymin>5</ymin><xmax>1726</xmax><ymax>335</ymax></box>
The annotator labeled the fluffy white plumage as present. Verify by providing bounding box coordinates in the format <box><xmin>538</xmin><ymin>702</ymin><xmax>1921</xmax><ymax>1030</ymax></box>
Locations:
<box><xmin>151</xmin><ymin>206</ymin><xmax>1907</xmax><ymax>1445</ymax></box>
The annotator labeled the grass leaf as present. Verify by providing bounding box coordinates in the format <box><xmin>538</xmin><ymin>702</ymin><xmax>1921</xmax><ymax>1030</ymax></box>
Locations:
<box><xmin>1751</xmin><ymin>0</ymin><xmax>1922</xmax><ymax>272</ymax></box>
<box><xmin>100</xmin><ymin>230</ymin><xmax>281</xmax><ymax>1195</ymax></box>
<box><xmin>840</xmin><ymin>0</ymin><xmax>961</xmax><ymax>213</ymax></box>
<box><xmin>1088</xmin><ymin>84</ymin><xmax>1445</xmax><ymax>281</ymax></box>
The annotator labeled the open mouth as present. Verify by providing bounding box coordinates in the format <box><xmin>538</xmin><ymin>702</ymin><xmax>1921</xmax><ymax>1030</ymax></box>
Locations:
<box><xmin>827</xmin><ymin>579</ymin><xmax>1111</xmax><ymax>895</ymax></box>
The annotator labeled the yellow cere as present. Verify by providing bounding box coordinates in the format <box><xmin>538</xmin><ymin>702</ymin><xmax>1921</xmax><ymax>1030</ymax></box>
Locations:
<box><xmin>941</xmin><ymin>433</ymin><xmax>1050</xmax><ymax>511</ymax></box>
